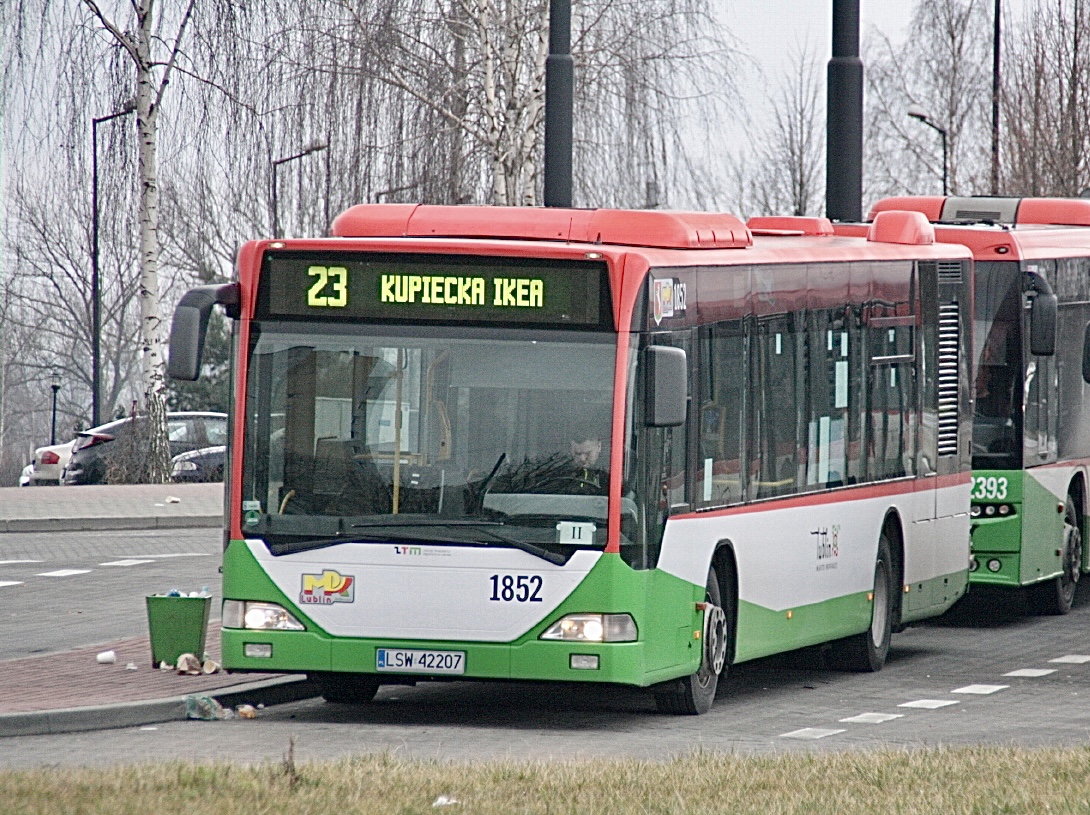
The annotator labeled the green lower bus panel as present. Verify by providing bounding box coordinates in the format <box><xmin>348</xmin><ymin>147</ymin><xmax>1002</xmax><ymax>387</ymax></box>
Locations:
<box><xmin>220</xmin><ymin>539</ymin><xmax>704</xmax><ymax>688</ymax></box>
<box><xmin>970</xmin><ymin>469</ymin><xmax>1066</xmax><ymax>588</ymax></box>
<box><xmin>733</xmin><ymin>591</ymin><xmax>871</xmax><ymax>664</ymax></box>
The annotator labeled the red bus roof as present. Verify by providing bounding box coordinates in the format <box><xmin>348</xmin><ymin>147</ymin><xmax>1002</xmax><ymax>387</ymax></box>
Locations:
<box><xmin>863</xmin><ymin>196</ymin><xmax>1090</xmax><ymax>261</ymax></box>
<box><xmin>332</xmin><ymin>204</ymin><xmax>753</xmax><ymax>250</ymax></box>
<box><xmin>869</xmin><ymin>195</ymin><xmax>1090</xmax><ymax>227</ymax></box>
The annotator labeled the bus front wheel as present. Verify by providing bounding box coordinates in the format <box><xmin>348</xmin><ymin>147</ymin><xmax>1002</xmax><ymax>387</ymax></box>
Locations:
<box><xmin>1031</xmin><ymin>494</ymin><xmax>1082</xmax><ymax>616</ymax></box>
<box><xmin>827</xmin><ymin>530</ymin><xmax>894</xmax><ymax>672</ymax></box>
<box><xmin>653</xmin><ymin>565</ymin><xmax>730</xmax><ymax>715</ymax></box>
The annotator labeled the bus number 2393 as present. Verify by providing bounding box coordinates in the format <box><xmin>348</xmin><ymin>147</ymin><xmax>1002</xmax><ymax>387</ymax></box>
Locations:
<box><xmin>972</xmin><ymin>476</ymin><xmax>1009</xmax><ymax>500</ymax></box>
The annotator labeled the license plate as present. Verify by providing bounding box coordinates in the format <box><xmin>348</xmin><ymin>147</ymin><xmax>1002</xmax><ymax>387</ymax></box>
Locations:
<box><xmin>375</xmin><ymin>648</ymin><xmax>466</xmax><ymax>675</ymax></box>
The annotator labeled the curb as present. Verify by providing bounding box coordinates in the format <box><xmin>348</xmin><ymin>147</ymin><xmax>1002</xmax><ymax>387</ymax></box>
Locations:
<box><xmin>0</xmin><ymin>676</ymin><xmax>318</xmax><ymax>738</ymax></box>
<box><xmin>0</xmin><ymin>515</ymin><xmax>223</xmax><ymax>534</ymax></box>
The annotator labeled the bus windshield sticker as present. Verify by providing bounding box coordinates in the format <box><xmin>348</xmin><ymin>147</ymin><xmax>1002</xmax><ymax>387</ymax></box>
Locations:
<box><xmin>556</xmin><ymin>521</ymin><xmax>597</xmax><ymax>545</ymax></box>
<box><xmin>651</xmin><ymin>278</ymin><xmax>687</xmax><ymax>325</ymax></box>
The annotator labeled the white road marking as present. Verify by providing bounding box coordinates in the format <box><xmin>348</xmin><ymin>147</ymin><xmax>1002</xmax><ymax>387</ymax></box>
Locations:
<box><xmin>780</xmin><ymin>727</ymin><xmax>846</xmax><ymax>740</ymax></box>
<box><xmin>0</xmin><ymin>581</ymin><xmax>24</xmax><ymax>588</ymax></box>
<box><xmin>35</xmin><ymin>569</ymin><xmax>92</xmax><ymax>577</ymax></box>
<box><xmin>1003</xmin><ymin>668</ymin><xmax>1057</xmax><ymax>678</ymax></box>
<box><xmin>1050</xmin><ymin>655</ymin><xmax>1090</xmax><ymax>664</ymax></box>
<box><xmin>100</xmin><ymin>559</ymin><xmax>156</xmax><ymax>567</ymax></box>
<box><xmin>128</xmin><ymin>553</ymin><xmax>211</xmax><ymax>559</ymax></box>
<box><xmin>0</xmin><ymin>559</ymin><xmax>43</xmax><ymax>565</ymax></box>
<box><xmin>899</xmin><ymin>699</ymin><xmax>960</xmax><ymax>709</ymax></box>
<box><xmin>839</xmin><ymin>712</ymin><xmax>904</xmax><ymax>724</ymax></box>
<box><xmin>952</xmin><ymin>684</ymin><xmax>1008</xmax><ymax>695</ymax></box>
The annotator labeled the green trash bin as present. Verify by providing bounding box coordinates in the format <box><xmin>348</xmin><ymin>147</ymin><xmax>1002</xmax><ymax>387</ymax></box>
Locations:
<box><xmin>146</xmin><ymin>594</ymin><xmax>211</xmax><ymax>667</ymax></box>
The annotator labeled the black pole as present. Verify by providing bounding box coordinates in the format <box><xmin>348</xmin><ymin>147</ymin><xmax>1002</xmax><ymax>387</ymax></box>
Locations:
<box><xmin>91</xmin><ymin>120</ymin><xmax>100</xmax><ymax>429</ymax></box>
<box><xmin>825</xmin><ymin>0</ymin><xmax>863</xmax><ymax>222</ymax></box>
<box><xmin>91</xmin><ymin>105</ymin><xmax>134</xmax><ymax>429</ymax></box>
<box><xmin>991</xmin><ymin>0</ymin><xmax>1001</xmax><ymax>194</ymax></box>
<box><xmin>50</xmin><ymin>383</ymin><xmax>60</xmax><ymax>446</ymax></box>
<box><xmin>543</xmin><ymin>0</ymin><xmax>573</xmax><ymax>208</ymax></box>
<box><xmin>941</xmin><ymin>129</ymin><xmax>949</xmax><ymax>196</ymax></box>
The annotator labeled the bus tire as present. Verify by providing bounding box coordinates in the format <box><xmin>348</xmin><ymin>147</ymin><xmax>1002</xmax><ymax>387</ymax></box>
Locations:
<box><xmin>308</xmin><ymin>672</ymin><xmax>381</xmax><ymax>704</ymax></box>
<box><xmin>1031</xmin><ymin>494</ymin><xmax>1082</xmax><ymax>616</ymax></box>
<box><xmin>827</xmin><ymin>530</ymin><xmax>893</xmax><ymax>672</ymax></box>
<box><xmin>652</xmin><ymin>565</ymin><xmax>729</xmax><ymax>715</ymax></box>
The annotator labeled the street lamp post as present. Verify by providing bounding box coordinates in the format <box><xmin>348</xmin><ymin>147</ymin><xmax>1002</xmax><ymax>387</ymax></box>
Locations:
<box><xmin>908</xmin><ymin>107</ymin><xmax>948</xmax><ymax>196</ymax></box>
<box><xmin>91</xmin><ymin>101</ymin><xmax>136</xmax><ymax>429</ymax></box>
<box><xmin>272</xmin><ymin>142</ymin><xmax>328</xmax><ymax>237</ymax></box>
<box><xmin>49</xmin><ymin>369</ymin><xmax>61</xmax><ymax>447</ymax></box>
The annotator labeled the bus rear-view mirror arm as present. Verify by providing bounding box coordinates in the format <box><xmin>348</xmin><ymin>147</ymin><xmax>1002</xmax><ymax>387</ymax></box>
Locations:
<box><xmin>167</xmin><ymin>283</ymin><xmax>241</xmax><ymax>381</ymax></box>
<box><xmin>1025</xmin><ymin>271</ymin><xmax>1056</xmax><ymax>357</ymax></box>
<box><xmin>644</xmin><ymin>345</ymin><xmax>687</xmax><ymax>427</ymax></box>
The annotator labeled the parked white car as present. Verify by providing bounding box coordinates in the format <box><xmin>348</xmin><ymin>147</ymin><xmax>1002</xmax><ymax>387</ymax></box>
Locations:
<box><xmin>28</xmin><ymin>440</ymin><xmax>75</xmax><ymax>486</ymax></box>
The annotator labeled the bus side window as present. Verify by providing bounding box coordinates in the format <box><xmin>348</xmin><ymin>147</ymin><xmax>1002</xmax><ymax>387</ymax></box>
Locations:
<box><xmin>696</xmin><ymin>320</ymin><xmax>745</xmax><ymax>507</ymax></box>
<box><xmin>752</xmin><ymin>317</ymin><xmax>801</xmax><ymax>499</ymax></box>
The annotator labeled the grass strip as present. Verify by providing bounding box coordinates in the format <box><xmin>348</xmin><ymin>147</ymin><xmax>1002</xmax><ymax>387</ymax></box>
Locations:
<box><xmin>3</xmin><ymin>744</ymin><xmax>1090</xmax><ymax>814</ymax></box>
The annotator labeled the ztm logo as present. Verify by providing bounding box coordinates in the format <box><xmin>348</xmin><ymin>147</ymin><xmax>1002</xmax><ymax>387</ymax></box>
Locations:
<box><xmin>300</xmin><ymin>570</ymin><xmax>355</xmax><ymax>604</ymax></box>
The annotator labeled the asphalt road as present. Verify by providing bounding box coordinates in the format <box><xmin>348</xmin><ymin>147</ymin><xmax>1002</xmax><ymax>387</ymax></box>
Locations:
<box><xmin>0</xmin><ymin>528</ymin><xmax>222</xmax><ymax>662</ymax></box>
<box><xmin>4</xmin><ymin>527</ymin><xmax>1090</xmax><ymax>768</ymax></box>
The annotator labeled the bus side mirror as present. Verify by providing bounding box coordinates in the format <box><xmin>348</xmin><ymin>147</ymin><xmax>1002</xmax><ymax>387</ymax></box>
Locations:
<box><xmin>1083</xmin><ymin>323</ymin><xmax>1090</xmax><ymax>383</ymax></box>
<box><xmin>1026</xmin><ymin>272</ymin><xmax>1056</xmax><ymax>357</ymax></box>
<box><xmin>167</xmin><ymin>283</ymin><xmax>240</xmax><ymax>381</ymax></box>
<box><xmin>645</xmin><ymin>345</ymin><xmax>687</xmax><ymax>427</ymax></box>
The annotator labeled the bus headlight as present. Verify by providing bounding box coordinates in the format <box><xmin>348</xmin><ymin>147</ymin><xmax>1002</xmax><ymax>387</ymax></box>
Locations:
<box><xmin>540</xmin><ymin>613</ymin><xmax>637</xmax><ymax>642</ymax></box>
<box><xmin>223</xmin><ymin>599</ymin><xmax>305</xmax><ymax>631</ymax></box>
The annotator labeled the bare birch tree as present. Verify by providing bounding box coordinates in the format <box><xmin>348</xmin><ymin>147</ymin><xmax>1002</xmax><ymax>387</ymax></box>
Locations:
<box><xmin>864</xmin><ymin>0</ymin><xmax>992</xmax><ymax>199</ymax></box>
<box><xmin>733</xmin><ymin>43</ymin><xmax>824</xmax><ymax>217</ymax></box>
<box><xmin>79</xmin><ymin>0</ymin><xmax>197</xmax><ymax>481</ymax></box>
<box><xmin>1002</xmin><ymin>0</ymin><xmax>1090</xmax><ymax>195</ymax></box>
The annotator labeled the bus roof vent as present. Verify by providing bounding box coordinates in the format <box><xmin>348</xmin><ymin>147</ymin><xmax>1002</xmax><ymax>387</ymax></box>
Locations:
<box><xmin>939</xmin><ymin>196</ymin><xmax>1019</xmax><ymax>223</ymax></box>
<box><xmin>866</xmin><ymin>210</ymin><xmax>935</xmax><ymax>245</ymax></box>
<box><xmin>745</xmin><ymin>216</ymin><xmax>835</xmax><ymax>236</ymax></box>
<box><xmin>331</xmin><ymin>204</ymin><xmax>752</xmax><ymax>249</ymax></box>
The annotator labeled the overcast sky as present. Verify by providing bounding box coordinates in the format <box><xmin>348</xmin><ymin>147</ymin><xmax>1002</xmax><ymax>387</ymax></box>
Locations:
<box><xmin>728</xmin><ymin>1</ymin><xmax>1024</xmax><ymax>92</ymax></box>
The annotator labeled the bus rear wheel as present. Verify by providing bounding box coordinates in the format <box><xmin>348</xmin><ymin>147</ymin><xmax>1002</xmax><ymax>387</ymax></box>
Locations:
<box><xmin>1032</xmin><ymin>495</ymin><xmax>1082</xmax><ymax>616</ymax></box>
<box><xmin>653</xmin><ymin>565</ymin><xmax>730</xmax><ymax>715</ymax></box>
<box><xmin>827</xmin><ymin>531</ymin><xmax>893</xmax><ymax>672</ymax></box>
<box><xmin>308</xmin><ymin>672</ymin><xmax>382</xmax><ymax>704</ymax></box>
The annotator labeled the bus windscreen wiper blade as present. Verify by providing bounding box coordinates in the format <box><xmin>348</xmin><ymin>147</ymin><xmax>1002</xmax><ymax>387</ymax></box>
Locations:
<box><xmin>269</xmin><ymin>519</ymin><xmax>565</xmax><ymax>564</ymax></box>
<box><xmin>351</xmin><ymin>518</ymin><xmax>504</xmax><ymax>528</ymax></box>
<box><xmin>357</xmin><ymin>518</ymin><xmax>566</xmax><ymax>562</ymax></box>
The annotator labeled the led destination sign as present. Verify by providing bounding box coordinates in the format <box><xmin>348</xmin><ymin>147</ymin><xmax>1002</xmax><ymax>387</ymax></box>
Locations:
<box><xmin>259</xmin><ymin>253</ymin><xmax>609</xmax><ymax>327</ymax></box>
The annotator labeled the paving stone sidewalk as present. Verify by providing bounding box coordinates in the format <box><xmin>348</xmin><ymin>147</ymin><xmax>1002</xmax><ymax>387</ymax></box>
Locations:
<box><xmin>0</xmin><ymin>482</ymin><xmax>316</xmax><ymax>736</ymax></box>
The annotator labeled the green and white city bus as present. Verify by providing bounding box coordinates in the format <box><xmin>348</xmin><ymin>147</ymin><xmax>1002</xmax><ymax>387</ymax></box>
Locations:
<box><xmin>852</xmin><ymin>196</ymin><xmax>1090</xmax><ymax>614</ymax></box>
<box><xmin>169</xmin><ymin>204</ymin><xmax>973</xmax><ymax>714</ymax></box>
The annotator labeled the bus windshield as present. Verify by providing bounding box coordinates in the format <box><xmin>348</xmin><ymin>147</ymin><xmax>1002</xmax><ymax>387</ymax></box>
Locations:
<box><xmin>241</xmin><ymin>323</ymin><xmax>618</xmax><ymax>558</ymax></box>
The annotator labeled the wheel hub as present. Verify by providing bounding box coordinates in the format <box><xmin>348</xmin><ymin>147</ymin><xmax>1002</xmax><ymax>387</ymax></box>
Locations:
<box><xmin>703</xmin><ymin>604</ymin><xmax>727</xmax><ymax>676</ymax></box>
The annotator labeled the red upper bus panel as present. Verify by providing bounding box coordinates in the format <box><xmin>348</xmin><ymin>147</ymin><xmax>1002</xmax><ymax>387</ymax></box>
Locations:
<box><xmin>746</xmin><ymin>216</ymin><xmax>835</xmax><ymax>236</ymax></box>
<box><xmin>331</xmin><ymin>204</ymin><xmax>752</xmax><ymax>250</ymax></box>
<box><xmin>869</xmin><ymin>195</ymin><xmax>1090</xmax><ymax>227</ymax></box>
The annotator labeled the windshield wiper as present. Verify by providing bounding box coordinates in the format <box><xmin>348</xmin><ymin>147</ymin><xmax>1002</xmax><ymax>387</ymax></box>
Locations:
<box><xmin>267</xmin><ymin>517</ymin><xmax>566</xmax><ymax>564</ymax></box>
<box><xmin>351</xmin><ymin>518</ymin><xmax>503</xmax><ymax>528</ymax></box>
<box><xmin>356</xmin><ymin>518</ymin><xmax>566</xmax><ymax>564</ymax></box>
